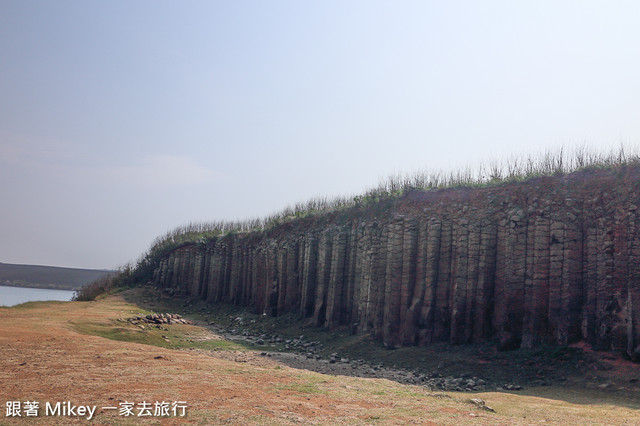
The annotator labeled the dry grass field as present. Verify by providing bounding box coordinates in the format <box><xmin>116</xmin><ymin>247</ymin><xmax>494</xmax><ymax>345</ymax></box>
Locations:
<box><xmin>1</xmin><ymin>289</ymin><xmax>639</xmax><ymax>425</ymax></box>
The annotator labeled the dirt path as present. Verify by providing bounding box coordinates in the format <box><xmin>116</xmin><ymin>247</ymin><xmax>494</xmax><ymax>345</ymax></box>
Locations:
<box><xmin>1</xmin><ymin>294</ymin><xmax>639</xmax><ymax>425</ymax></box>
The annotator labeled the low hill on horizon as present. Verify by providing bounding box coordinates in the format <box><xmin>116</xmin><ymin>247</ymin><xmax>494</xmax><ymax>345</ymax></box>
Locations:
<box><xmin>0</xmin><ymin>262</ymin><xmax>113</xmax><ymax>291</ymax></box>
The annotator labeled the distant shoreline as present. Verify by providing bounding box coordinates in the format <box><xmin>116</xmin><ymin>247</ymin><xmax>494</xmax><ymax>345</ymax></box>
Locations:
<box><xmin>0</xmin><ymin>262</ymin><xmax>113</xmax><ymax>292</ymax></box>
<box><xmin>0</xmin><ymin>281</ymin><xmax>80</xmax><ymax>292</ymax></box>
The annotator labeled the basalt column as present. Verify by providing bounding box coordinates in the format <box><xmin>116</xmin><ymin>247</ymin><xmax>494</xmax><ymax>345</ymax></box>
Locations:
<box><xmin>522</xmin><ymin>216</ymin><xmax>550</xmax><ymax>348</ymax></box>
<box><xmin>190</xmin><ymin>247</ymin><xmax>205</xmax><ymax>298</ymax></box>
<box><xmin>628</xmin><ymin>205</ymin><xmax>640</xmax><ymax>360</ymax></box>
<box><xmin>343</xmin><ymin>225</ymin><xmax>359</xmax><ymax>328</ymax></box>
<box><xmin>383</xmin><ymin>219</ymin><xmax>404</xmax><ymax>348</ymax></box>
<box><xmin>399</xmin><ymin>218</ymin><xmax>419</xmax><ymax>346</ymax></box>
<box><xmin>418</xmin><ymin>219</ymin><xmax>442</xmax><ymax>345</ymax></box>
<box><xmin>560</xmin><ymin>204</ymin><xmax>583</xmax><ymax>345</ymax></box>
<box><xmin>313</xmin><ymin>229</ymin><xmax>333</xmax><ymax>327</ymax></box>
<box><xmin>355</xmin><ymin>223</ymin><xmax>380</xmax><ymax>334</ymax></box>
<box><xmin>463</xmin><ymin>220</ymin><xmax>482</xmax><ymax>343</ymax></box>
<box><xmin>403</xmin><ymin>218</ymin><xmax>429</xmax><ymax>345</ymax></box>
<box><xmin>433</xmin><ymin>221</ymin><xmax>453</xmax><ymax>342</ymax></box>
<box><xmin>473</xmin><ymin>220</ymin><xmax>497</xmax><ymax>342</ymax></box>
<box><xmin>299</xmin><ymin>233</ymin><xmax>318</xmax><ymax>319</ymax></box>
<box><xmin>265</xmin><ymin>243</ymin><xmax>279</xmax><ymax>317</ymax></box>
<box><xmin>611</xmin><ymin>200</ymin><xmax>637</xmax><ymax>355</ymax></box>
<box><xmin>372</xmin><ymin>223</ymin><xmax>389</xmax><ymax>340</ymax></box>
<box><xmin>494</xmin><ymin>209</ymin><xmax>527</xmax><ymax>351</ymax></box>
<box><xmin>325</xmin><ymin>230</ymin><xmax>348</xmax><ymax>329</ymax></box>
<box><xmin>450</xmin><ymin>218</ymin><xmax>470</xmax><ymax>344</ymax></box>
<box><xmin>149</xmin><ymin>167</ymin><xmax>640</xmax><ymax>359</ymax></box>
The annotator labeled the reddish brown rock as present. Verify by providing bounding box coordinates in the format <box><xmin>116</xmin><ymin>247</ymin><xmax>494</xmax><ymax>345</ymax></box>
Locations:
<box><xmin>151</xmin><ymin>166</ymin><xmax>640</xmax><ymax>359</ymax></box>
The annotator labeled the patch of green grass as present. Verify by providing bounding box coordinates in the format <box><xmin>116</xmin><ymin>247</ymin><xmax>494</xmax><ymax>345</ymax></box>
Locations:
<box><xmin>273</xmin><ymin>373</ymin><xmax>328</xmax><ymax>396</ymax></box>
<box><xmin>275</xmin><ymin>382</ymin><xmax>325</xmax><ymax>395</ymax></box>
<box><xmin>274</xmin><ymin>380</ymin><xmax>327</xmax><ymax>396</ymax></box>
<box><xmin>71</xmin><ymin>319</ymin><xmax>250</xmax><ymax>351</ymax></box>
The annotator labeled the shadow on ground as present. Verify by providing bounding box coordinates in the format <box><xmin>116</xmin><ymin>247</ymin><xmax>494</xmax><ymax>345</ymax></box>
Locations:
<box><xmin>120</xmin><ymin>285</ymin><xmax>640</xmax><ymax>410</ymax></box>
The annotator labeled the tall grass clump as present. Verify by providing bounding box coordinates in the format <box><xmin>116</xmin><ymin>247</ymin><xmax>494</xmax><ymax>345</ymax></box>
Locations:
<box><xmin>76</xmin><ymin>144</ymin><xmax>639</xmax><ymax>301</ymax></box>
<box><xmin>72</xmin><ymin>267</ymin><xmax>129</xmax><ymax>301</ymax></box>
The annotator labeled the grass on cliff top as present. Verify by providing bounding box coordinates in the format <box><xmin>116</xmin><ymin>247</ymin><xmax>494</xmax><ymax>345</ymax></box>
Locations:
<box><xmin>75</xmin><ymin>144</ymin><xmax>640</xmax><ymax>303</ymax></box>
<box><xmin>153</xmin><ymin>144</ymin><xmax>640</xmax><ymax>238</ymax></box>
<box><xmin>142</xmin><ymin>144</ymin><xmax>640</xmax><ymax>255</ymax></box>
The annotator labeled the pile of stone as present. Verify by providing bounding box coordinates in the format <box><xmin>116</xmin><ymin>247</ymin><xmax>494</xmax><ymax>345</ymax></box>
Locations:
<box><xmin>214</xmin><ymin>323</ymin><xmax>326</xmax><ymax>356</ymax></box>
<box><xmin>128</xmin><ymin>313</ymin><xmax>192</xmax><ymax>325</ymax></box>
<box><xmin>206</xmin><ymin>320</ymin><xmax>505</xmax><ymax>392</ymax></box>
<box><xmin>427</xmin><ymin>376</ymin><xmax>488</xmax><ymax>392</ymax></box>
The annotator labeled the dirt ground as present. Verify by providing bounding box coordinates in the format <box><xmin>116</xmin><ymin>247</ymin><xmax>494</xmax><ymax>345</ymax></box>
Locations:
<box><xmin>123</xmin><ymin>286</ymin><xmax>640</xmax><ymax>401</ymax></box>
<box><xmin>1</xmin><ymin>290</ymin><xmax>639</xmax><ymax>425</ymax></box>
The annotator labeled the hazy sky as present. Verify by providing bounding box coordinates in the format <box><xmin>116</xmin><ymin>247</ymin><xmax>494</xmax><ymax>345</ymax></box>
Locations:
<box><xmin>2</xmin><ymin>1</ymin><xmax>640</xmax><ymax>269</ymax></box>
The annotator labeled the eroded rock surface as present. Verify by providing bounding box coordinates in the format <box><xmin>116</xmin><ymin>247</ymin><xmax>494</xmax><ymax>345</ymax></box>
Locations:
<box><xmin>151</xmin><ymin>166</ymin><xmax>640</xmax><ymax>359</ymax></box>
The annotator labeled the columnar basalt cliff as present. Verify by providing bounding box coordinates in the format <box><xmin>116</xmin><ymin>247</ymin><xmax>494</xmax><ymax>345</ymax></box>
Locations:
<box><xmin>152</xmin><ymin>167</ymin><xmax>640</xmax><ymax>360</ymax></box>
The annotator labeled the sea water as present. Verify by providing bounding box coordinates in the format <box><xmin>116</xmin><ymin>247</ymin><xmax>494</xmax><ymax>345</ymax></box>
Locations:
<box><xmin>0</xmin><ymin>285</ymin><xmax>75</xmax><ymax>307</ymax></box>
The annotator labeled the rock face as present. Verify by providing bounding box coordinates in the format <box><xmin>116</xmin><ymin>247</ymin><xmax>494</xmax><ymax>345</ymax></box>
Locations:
<box><xmin>151</xmin><ymin>166</ymin><xmax>640</xmax><ymax>359</ymax></box>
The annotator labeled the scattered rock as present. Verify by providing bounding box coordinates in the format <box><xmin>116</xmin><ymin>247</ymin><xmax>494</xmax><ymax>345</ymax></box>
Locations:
<box><xmin>125</xmin><ymin>313</ymin><xmax>192</xmax><ymax>326</ymax></box>
<box><xmin>469</xmin><ymin>398</ymin><xmax>496</xmax><ymax>413</ymax></box>
<box><xmin>502</xmin><ymin>384</ymin><xmax>523</xmax><ymax>391</ymax></box>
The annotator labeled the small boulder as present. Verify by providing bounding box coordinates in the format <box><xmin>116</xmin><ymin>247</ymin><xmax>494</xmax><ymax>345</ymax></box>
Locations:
<box><xmin>469</xmin><ymin>398</ymin><xmax>496</xmax><ymax>413</ymax></box>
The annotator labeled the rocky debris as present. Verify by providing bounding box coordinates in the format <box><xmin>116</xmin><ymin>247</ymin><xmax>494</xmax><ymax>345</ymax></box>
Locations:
<box><xmin>125</xmin><ymin>313</ymin><xmax>192</xmax><ymax>326</ymax></box>
<box><xmin>428</xmin><ymin>376</ymin><xmax>491</xmax><ymax>392</ymax></box>
<box><xmin>468</xmin><ymin>398</ymin><xmax>496</xmax><ymax>413</ymax></box>
<box><xmin>195</xmin><ymin>317</ymin><xmax>502</xmax><ymax>392</ymax></box>
<box><xmin>134</xmin><ymin>285</ymin><xmax>640</xmax><ymax>398</ymax></box>
<box><xmin>501</xmin><ymin>383</ymin><xmax>523</xmax><ymax>391</ymax></box>
<box><xmin>251</xmin><ymin>350</ymin><xmax>498</xmax><ymax>392</ymax></box>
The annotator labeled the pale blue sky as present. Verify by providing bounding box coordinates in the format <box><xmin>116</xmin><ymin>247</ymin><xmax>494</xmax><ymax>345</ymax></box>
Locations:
<box><xmin>1</xmin><ymin>1</ymin><xmax>639</xmax><ymax>269</ymax></box>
